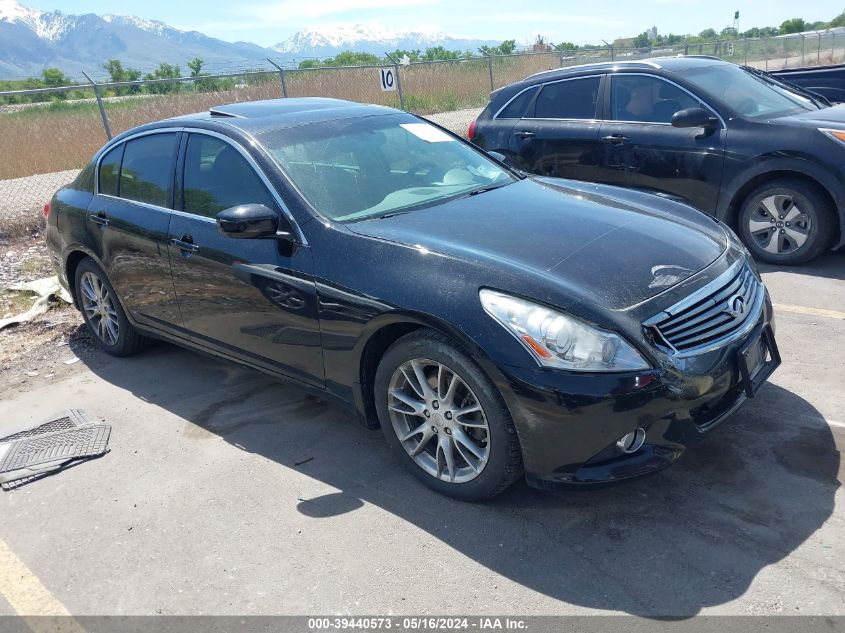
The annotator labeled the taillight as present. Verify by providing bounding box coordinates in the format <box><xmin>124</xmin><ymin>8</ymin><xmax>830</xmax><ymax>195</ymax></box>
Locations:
<box><xmin>467</xmin><ymin>118</ymin><xmax>476</xmax><ymax>141</ymax></box>
<box><xmin>43</xmin><ymin>201</ymin><xmax>51</xmax><ymax>218</ymax></box>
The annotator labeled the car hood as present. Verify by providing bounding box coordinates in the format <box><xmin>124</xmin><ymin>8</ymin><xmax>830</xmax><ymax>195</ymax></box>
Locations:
<box><xmin>347</xmin><ymin>178</ymin><xmax>727</xmax><ymax>310</ymax></box>
<box><xmin>778</xmin><ymin>103</ymin><xmax>845</xmax><ymax>127</ymax></box>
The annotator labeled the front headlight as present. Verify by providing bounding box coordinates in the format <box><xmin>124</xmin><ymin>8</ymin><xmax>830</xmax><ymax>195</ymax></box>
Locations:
<box><xmin>479</xmin><ymin>289</ymin><xmax>650</xmax><ymax>372</ymax></box>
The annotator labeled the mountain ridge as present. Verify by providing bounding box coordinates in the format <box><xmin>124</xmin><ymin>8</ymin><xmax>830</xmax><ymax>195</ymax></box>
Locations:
<box><xmin>0</xmin><ymin>0</ymin><xmax>501</xmax><ymax>79</ymax></box>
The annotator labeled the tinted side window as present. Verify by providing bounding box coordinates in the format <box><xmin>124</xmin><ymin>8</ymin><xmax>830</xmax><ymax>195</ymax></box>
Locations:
<box><xmin>119</xmin><ymin>133</ymin><xmax>177</xmax><ymax>207</ymax></box>
<box><xmin>74</xmin><ymin>161</ymin><xmax>96</xmax><ymax>193</ymax></box>
<box><xmin>182</xmin><ymin>135</ymin><xmax>274</xmax><ymax>218</ymax></box>
<box><xmin>98</xmin><ymin>144</ymin><xmax>123</xmax><ymax>196</ymax></box>
<box><xmin>533</xmin><ymin>77</ymin><xmax>601</xmax><ymax>119</ymax></box>
<box><xmin>610</xmin><ymin>75</ymin><xmax>701</xmax><ymax>123</ymax></box>
<box><xmin>498</xmin><ymin>86</ymin><xmax>539</xmax><ymax>118</ymax></box>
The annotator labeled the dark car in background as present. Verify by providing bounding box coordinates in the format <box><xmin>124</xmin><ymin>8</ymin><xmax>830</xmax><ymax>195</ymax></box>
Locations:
<box><xmin>470</xmin><ymin>56</ymin><xmax>845</xmax><ymax>265</ymax></box>
<box><xmin>46</xmin><ymin>98</ymin><xmax>779</xmax><ymax>500</ymax></box>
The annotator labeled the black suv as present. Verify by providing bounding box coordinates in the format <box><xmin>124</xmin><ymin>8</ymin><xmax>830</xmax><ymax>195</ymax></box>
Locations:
<box><xmin>470</xmin><ymin>56</ymin><xmax>845</xmax><ymax>265</ymax></box>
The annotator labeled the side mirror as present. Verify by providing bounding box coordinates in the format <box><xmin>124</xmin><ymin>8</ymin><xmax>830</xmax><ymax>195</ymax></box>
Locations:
<box><xmin>671</xmin><ymin>107</ymin><xmax>718</xmax><ymax>129</ymax></box>
<box><xmin>216</xmin><ymin>204</ymin><xmax>280</xmax><ymax>239</ymax></box>
<box><xmin>487</xmin><ymin>150</ymin><xmax>507</xmax><ymax>163</ymax></box>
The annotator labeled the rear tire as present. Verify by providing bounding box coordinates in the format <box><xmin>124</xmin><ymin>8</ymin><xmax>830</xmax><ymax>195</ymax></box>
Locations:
<box><xmin>74</xmin><ymin>258</ymin><xmax>148</xmax><ymax>357</ymax></box>
<box><xmin>374</xmin><ymin>330</ymin><xmax>522</xmax><ymax>501</ymax></box>
<box><xmin>737</xmin><ymin>178</ymin><xmax>836</xmax><ymax>265</ymax></box>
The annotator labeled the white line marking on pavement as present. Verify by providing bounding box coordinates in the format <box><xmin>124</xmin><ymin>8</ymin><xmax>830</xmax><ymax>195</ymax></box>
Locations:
<box><xmin>0</xmin><ymin>537</ymin><xmax>85</xmax><ymax>632</ymax></box>
<box><xmin>773</xmin><ymin>303</ymin><xmax>845</xmax><ymax>320</ymax></box>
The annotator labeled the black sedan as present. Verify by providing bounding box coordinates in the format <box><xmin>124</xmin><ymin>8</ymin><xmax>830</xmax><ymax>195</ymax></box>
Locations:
<box><xmin>470</xmin><ymin>56</ymin><xmax>845</xmax><ymax>265</ymax></box>
<box><xmin>46</xmin><ymin>97</ymin><xmax>779</xmax><ymax>500</ymax></box>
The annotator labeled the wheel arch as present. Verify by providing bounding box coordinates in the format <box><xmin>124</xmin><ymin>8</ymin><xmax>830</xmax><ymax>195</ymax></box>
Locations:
<box><xmin>353</xmin><ymin>312</ymin><xmax>516</xmax><ymax>433</ymax></box>
<box><xmin>63</xmin><ymin>246</ymin><xmax>103</xmax><ymax>309</ymax></box>
<box><xmin>717</xmin><ymin>159</ymin><xmax>844</xmax><ymax>249</ymax></box>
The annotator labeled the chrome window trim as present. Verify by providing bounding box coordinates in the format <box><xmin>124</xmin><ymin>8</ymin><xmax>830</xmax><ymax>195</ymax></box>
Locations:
<box><xmin>643</xmin><ymin>259</ymin><xmax>766</xmax><ymax>357</ymax></box>
<box><xmin>607</xmin><ymin>72</ymin><xmax>727</xmax><ymax>128</ymax></box>
<box><xmin>97</xmin><ymin>193</ymin><xmax>171</xmax><ymax>214</ymax></box>
<box><xmin>494</xmin><ymin>75</ymin><xmax>603</xmax><ymax>121</ymax></box>
<box><xmin>94</xmin><ymin>126</ymin><xmax>308</xmax><ymax>246</ymax></box>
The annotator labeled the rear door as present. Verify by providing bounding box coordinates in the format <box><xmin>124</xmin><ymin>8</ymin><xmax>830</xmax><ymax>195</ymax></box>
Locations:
<box><xmin>597</xmin><ymin>73</ymin><xmax>726</xmax><ymax>212</ymax></box>
<box><xmin>89</xmin><ymin>131</ymin><xmax>183</xmax><ymax>329</ymax></box>
<box><xmin>167</xmin><ymin>131</ymin><xmax>324</xmax><ymax>386</ymax></box>
<box><xmin>508</xmin><ymin>75</ymin><xmax>604</xmax><ymax>181</ymax></box>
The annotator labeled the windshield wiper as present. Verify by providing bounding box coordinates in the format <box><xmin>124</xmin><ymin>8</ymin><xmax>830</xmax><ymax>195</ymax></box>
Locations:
<box><xmin>741</xmin><ymin>65</ymin><xmax>830</xmax><ymax>109</ymax></box>
<box><xmin>460</xmin><ymin>181</ymin><xmax>513</xmax><ymax>199</ymax></box>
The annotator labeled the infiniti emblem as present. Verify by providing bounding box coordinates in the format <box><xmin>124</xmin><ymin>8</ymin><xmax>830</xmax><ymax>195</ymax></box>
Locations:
<box><xmin>724</xmin><ymin>294</ymin><xmax>746</xmax><ymax>319</ymax></box>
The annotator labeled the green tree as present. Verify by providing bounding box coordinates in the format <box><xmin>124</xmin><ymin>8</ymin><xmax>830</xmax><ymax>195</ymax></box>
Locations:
<box><xmin>698</xmin><ymin>28</ymin><xmax>717</xmax><ymax>40</ymax></box>
<box><xmin>720</xmin><ymin>26</ymin><xmax>738</xmax><ymax>38</ymax></box>
<box><xmin>144</xmin><ymin>63</ymin><xmax>182</xmax><ymax>94</ymax></box>
<box><xmin>554</xmin><ymin>42</ymin><xmax>579</xmax><ymax>51</ymax></box>
<box><xmin>421</xmin><ymin>46</ymin><xmax>460</xmax><ymax>61</ymax></box>
<box><xmin>102</xmin><ymin>59</ymin><xmax>141</xmax><ymax>95</ymax></box>
<box><xmin>188</xmin><ymin>58</ymin><xmax>204</xmax><ymax>77</ymax></box>
<box><xmin>390</xmin><ymin>48</ymin><xmax>421</xmax><ymax>62</ymax></box>
<box><xmin>829</xmin><ymin>12</ymin><xmax>845</xmax><ymax>27</ymax></box>
<box><xmin>298</xmin><ymin>59</ymin><xmax>320</xmax><ymax>69</ymax></box>
<box><xmin>41</xmin><ymin>68</ymin><xmax>69</xmax><ymax>100</ymax></box>
<box><xmin>779</xmin><ymin>18</ymin><xmax>807</xmax><ymax>34</ymax></box>
<box><xmin>478</xmin><ymin>39</ymin><xmax>517</xmax><ymax>56</ymax></box>
<box><xmin>632</xmin><ymin>31</ymin><xmax>651</xmax><ymax>48</ymax></box>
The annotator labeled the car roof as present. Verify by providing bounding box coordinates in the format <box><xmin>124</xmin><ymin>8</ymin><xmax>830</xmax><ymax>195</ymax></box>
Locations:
<box><xmin>522</xmin><ymin>55</ymin><xmax>725</xmax><ymax>82</ymax></box>
<box><xmin>167</xmin><ymin>97</ymin><xmax>400</xmax><ymax>134</ymax></box>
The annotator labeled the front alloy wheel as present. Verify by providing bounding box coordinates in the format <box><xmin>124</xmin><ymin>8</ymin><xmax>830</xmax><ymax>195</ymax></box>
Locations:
<box><xmin>738</xmin><ymin>179</ymin><xmax>835</xmax><ymax>265</ymax></box>
<box><xmin>387</xmin><ymin>358</ymin><xmax>490</xmax><ymax>483</ymax></box>
<box><xmin>375</xmin><ymin>330</ymin><xmax>522</xmax><ymax>500</ymax></box>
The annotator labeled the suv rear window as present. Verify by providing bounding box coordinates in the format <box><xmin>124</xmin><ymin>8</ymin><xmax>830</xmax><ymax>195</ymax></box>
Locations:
<box><xmin>497</xmin><ymin>86</ymin><xmax>539</xmax><ymax>119</ymax></box>
<box><xmin>533</xmin><ymin>76</ymin><xmax>601</xmax><ymax>120</ymax></box>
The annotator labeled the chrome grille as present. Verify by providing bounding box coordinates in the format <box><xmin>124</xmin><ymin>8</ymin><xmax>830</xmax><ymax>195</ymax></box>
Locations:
<box><xmin>645</xmin><ymin>262</ymin><xmax>763</xmax><ymax>354</ymax></box>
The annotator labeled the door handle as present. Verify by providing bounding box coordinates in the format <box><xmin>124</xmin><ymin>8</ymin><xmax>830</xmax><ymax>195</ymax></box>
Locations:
<box><xmin>88</xmin><ymin>212</ymin><xmax>110</xmax><ymax>228</ymax></box>
<box><xmin>170</xmin><ymin>235</ymin><xmax>199</xmax><ymax>254</ymax></box>
<box><xmin>513</xmin><ymin>130</ymin><xmax>536</xmax><ymax>139</ymax></box>
<box><xmin>601</xmin><ymin>134</ymin><xmax>629</xmax><ymax>145</ymax></box>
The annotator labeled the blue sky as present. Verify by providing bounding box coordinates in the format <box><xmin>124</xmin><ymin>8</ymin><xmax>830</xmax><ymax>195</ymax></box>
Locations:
<box><xmin>25</xmin><ymin>0</ymin><xmax>845</xmax><ymax>47</ymax></box>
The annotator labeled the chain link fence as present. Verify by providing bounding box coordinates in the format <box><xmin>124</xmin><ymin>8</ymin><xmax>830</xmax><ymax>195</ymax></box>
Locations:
<box><xmin>1</xmin><ymin>30</ymin><xmax>843</xmax><ymax>237</ymax></box>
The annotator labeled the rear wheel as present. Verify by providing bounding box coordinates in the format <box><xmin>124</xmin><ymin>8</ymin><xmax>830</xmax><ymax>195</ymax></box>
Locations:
<box><xmin>737</xmin><ymin>179</ymin><xmax>836</xmax><ymax>265</ymax></box>
<box><xmin>374</xmin><ymin>330</ymin><xmax>522</xmax><ymax>500</ymax></box>
<box><xmin>74</xmin><ymin>258</ymin><xmax>147</xmax><ymax>356</ymax></box>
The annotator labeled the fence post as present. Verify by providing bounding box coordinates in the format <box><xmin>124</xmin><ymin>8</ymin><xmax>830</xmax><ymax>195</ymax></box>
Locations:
<box><xmin>267</xmin><ymin>58</ymin><xmax>288</xmax><ymax>98</ymax></box>
<box><xmin>82</xmin><ymin>70</ymin><xmax>112</xmax><ymax>141</ymax></box>
<box><xmin>384</xmin><ymin>52</ymin><xmax>405</xmax><ymax>111</ymax></box>
<box><xmin>743</xmin><ymin>37</ymin><xmax>748</xmax><ymax>65</ymax></box>
<box><xmin>765</xmin><ymin>37</ymin><xmax>769</xmax><ymax>70</ymax></box>
<box><xmin>485</xmin><ymin>53</ymin><xmax>494</xmax><ymax>91</ymax></box>
<box><xmin>818</xmin><ymin>33</ymin><xmax>822</xmax><ymax>64</ymax></box>
<box><xmin>801</xmin><ymin>34</ymin><xmax>805</xmax><ymax>65</ymax></box>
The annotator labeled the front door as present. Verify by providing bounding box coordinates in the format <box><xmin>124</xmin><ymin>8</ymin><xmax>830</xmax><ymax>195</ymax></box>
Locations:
<box><xmin>597</xmin><ymin>73</ymin><xmax>726</xmax><ymax>212</ymax></box>
<box><xmin>168</xmin><ymin>132</ymin><xmax>324</xmax><ymax>386</ymax></box>
<box><xmin>508</xmin><ymin>75</ymin><xmax>603</xmax><ymax>182</ymax></box>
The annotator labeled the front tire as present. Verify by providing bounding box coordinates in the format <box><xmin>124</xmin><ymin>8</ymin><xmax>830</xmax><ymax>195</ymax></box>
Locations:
<box><xmin>737</xmin><ymin>179</ymin><xmax>836</xmax><ymax>265</ymax></box>
<box><xmin>374</xmin><ymin>330</ymin><xmax>522</xmax><ymax>500</ymax></box>
<box><xmin>74</xmin><ymin>258</ymin><xmax>147</xmax><ymax>356</ymax></box>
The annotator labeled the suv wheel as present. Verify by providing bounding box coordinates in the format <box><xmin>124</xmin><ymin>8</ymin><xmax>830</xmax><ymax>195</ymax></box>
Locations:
<box><xmin>374</xmin><ymin>330</ymin><xmax>522</xmax><ymax>501</ymax></box>
<box><xmin>74</xmin><ymin>258</ymin><xmax>148</xmax><ymax>356</ymax></box>
<box><xmin>737</xmin><ymin>178</ymin><xmax>836</xmax><ymax>265</ymax></box>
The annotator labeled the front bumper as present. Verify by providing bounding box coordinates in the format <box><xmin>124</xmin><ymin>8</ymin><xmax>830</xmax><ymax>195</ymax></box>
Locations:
<box><xmin>495</xmin><ymin>296</ymin><xmax>780</xmax><ymax>489</ymax></box>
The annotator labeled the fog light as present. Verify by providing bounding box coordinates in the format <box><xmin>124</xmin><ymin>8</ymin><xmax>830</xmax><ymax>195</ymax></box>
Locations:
<box><xmin>616</xmin><ymin>428</ymin><xmax>645</xmax><ymax>454</ymax></box>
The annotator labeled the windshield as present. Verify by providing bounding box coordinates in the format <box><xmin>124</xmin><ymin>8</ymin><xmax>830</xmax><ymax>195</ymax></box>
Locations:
<box><xmin>257</xmin><ymin>114</ymin><xmax>515</xmax><ymax>222</ymax></box>
<box><xmin>683</xmin><ymin>63</ymin><xmax>817</xmax><ymax>119</ymax></box>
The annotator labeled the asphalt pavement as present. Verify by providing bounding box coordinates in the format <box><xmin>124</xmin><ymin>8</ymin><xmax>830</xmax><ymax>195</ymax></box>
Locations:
<box><xmin>0</xmin><ymin>252</ymin><xmax>843</xmax><ymax>618</ymax></box>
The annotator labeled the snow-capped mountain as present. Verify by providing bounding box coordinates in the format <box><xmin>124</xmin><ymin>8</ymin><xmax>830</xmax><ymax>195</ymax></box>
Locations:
<box><xmin>0</xmin><ymin>0</ymin><xmax>272</xmax><ymax>79</ymax></box>
<box><xmin>273</xmin><ymin>25</ymin><xmax>499</xmax><ymax>58</ymax></box>
<box><xmin>0</xmin><ymin>0</ymin><xmax>503</xmax><ymax>80</ymax></box>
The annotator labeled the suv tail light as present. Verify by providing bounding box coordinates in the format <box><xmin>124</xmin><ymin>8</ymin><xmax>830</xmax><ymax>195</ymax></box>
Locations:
<box><xmin>467</xmin><ymin>118</ymin><xmax>477</xmax><ymax>141</ymax></box>
<box><xmin>43</xmin><ymin>201</ymin><xmax>51</xmax><ymax>218</ymax></box>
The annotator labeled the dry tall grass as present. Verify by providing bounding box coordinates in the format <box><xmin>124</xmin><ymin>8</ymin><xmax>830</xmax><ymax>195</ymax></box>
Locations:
<box><xmin>0</xmin><ymin>53</ymin><xmax>566</xmax><ymax>180</ymax></box>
